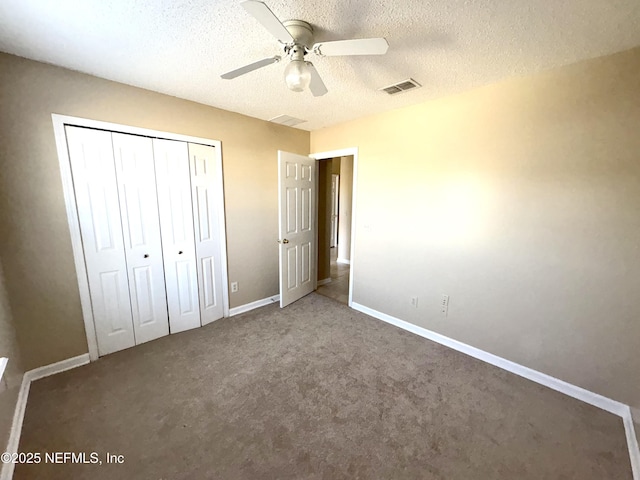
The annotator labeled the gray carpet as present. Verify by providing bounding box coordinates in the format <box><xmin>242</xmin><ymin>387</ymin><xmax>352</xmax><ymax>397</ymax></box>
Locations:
<box><xmin>16</xmin><ymin>293</ymin><xmax>632</xmax><ymax>479</ymax></box>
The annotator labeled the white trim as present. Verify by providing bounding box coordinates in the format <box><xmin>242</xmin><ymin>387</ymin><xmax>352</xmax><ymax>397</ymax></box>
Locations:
<box><xmin>229</xmin><ymin>295</ymin><xmax>280</xmax><ymax>317</ymax></box>
<box><xmin>1</xmin><ymin>353</ymin><xmax>90</xmax><ymax>480</ymax></box>
<box><xmin>51</xmin><ymin>114</ymin><xmax>222</xmax><ymax>147</ymax></box>
<box><xmin>0</xmin><ymin>357</ymin><xmax>8</xmax><ymax>385</ymax></box>
<box><xmin>51</xmin><ymin>114</ymin><xmax>230</xmax><ymax>360</ymax></box>
<box><xmin>1</xmin><ymin>376</ymin><xmax>29</xmax><ymax>480</ymax></box>
<box><xmin>0</xmin><ymin>328</ymin><xmax>635</xmax><ymax>480</ymax></box>
<box><xmin>25</xmin><ymin>354</ymin><xmax>90</xmax><ymax>382</ymax></box>
<box><xmin>313</xmin><ymin>158</ymin><xmax>319</xmax><ymax>292</ymax></box>
<box><xmin>336</xmin><ymin>258</ymin><xmax>350</xmax><ymax>265</ymax></box>
<box><xmin>351</xmin><ymin>302</ymin><xmax>640</xmax><ymax>479</ymax></box>
<box><xmin>309</xmin><ymin>148</ymin><xmax>359</xmax><ymax>161</ymax></box>
<box><xmin>317</xmin><ymin>278</ymin><xmax>332</xmax><ymax>286</ymax></box>
<box><xmin>310</xmin><ymin>148</ymin><xmax>358</xmax><ymax>308</ymax></box>
<box><xmin>623</xmin><ymin>406</ymin><xmax>640</xmax><ymax>480</ymax></box>
<box><xmin>351</xmin><ymin>302</ymin><xmax>627</xmax><ymax>415</ymax></box>
<box><xmin>212</xmin><ymin>144</ymin><xmax>231</xmax><ymax>319</ymax></box>
<box><xmin>52</xmin><ymin>118</ymin><xmax>100</xmax><ymax>361</ymax></box>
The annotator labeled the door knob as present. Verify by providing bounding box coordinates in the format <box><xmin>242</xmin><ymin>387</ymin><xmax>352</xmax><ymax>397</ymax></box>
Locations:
<box><xmin>278</xmin><ymin>239</ymin><xmax>290</xmax><ymax>244</ymax></box>
<box><xmin>144</xmin><ymin>254</ymin><xmax>149</xmax><ymax>258</ymax></box>
<box><xmin>178</xmin><ymin>251</ymin><xmax>183</xmax><ymax>255</ymax></box>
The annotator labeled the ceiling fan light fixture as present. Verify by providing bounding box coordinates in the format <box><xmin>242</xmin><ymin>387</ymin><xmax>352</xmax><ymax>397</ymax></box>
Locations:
<box><xmin>284</xmin><ymin>60</ymin><xmax>311</xmax><ymax>92</ymax></box>
<box><xmin>221</xmin><ymin>2</ymin><xmax>390</xmax><ymax>96</ymax></box>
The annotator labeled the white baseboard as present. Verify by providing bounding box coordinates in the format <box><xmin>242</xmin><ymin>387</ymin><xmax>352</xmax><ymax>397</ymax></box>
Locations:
<box><xmin>317</xmin><ymin>278</ymin><xmax>332</xmax><ymax>286</ymax></box>
<box><xmin>351</xmin><ymin>302</ymin><xmax>639</xmax><ymax>480</ymax></box>
<box><xmin>623</xmin><ymin>407</ymin><xmax>640</xmax><ymax>480</ymax></box>
<box><xmin>351</xmin><ymin>303</ymin><xmax>625</xmax><ymax>414</ymax></box>
<box><xmin>0</xmin><ymin>358</ymin><xmax>8</xmax><ymax>387</ymax></box>
<box><xmin>1</xmin><ymin>376</ymin><xmax>29</xmax><ymax>480</ymax></box>
<box><xmin>229</xmin><ymin>295</ymin><xmax>280</xmax><ymax>317</ymax></box>
<box><xmin>24</xmin><ymin>353</ymin><xmax>90</xmax><ymax>383</ymax></box>
<box><xmin>336</xmin><ymin>258</ymin><xmax>350</xmax><ymax>265</ymax></box>
<box><xmin>1</xmin><ymin>353</ymin><xmax>90</xmax><ymax>480</ymax></box>
<box><xmin>1</xmin><ymin>316</ymin><xmax>637</xmax><ymax>480</ymax></box>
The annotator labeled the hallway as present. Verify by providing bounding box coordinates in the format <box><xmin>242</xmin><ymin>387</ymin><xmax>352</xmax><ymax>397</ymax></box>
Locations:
<box><xmin>316</xmin><ymin>248</ymin><xmax>349</xmax><ymax>304</ymax></box>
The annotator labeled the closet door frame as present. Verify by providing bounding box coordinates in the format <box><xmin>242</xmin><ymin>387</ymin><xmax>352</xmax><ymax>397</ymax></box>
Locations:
<box><xmin>52</xmin><ymin>114</ymin><xmax>230</xmax><ymax>361</ymax></box>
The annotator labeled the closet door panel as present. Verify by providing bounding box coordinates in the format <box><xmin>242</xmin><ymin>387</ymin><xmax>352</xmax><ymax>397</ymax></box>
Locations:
<box><xmin>65</xmin><ymin>126</ymin><xmax>135</xmax><ymax>356</ymax></box>
<box><xmin>189</xmin><ymin>143</ymin><xmax>224</xmax><ymax>325</ymax></box>
<box><xmin>153</xmin><ymin>139</ymin><xmax>201</xmax><ymax>333</ymax></box>
<box><xmin>112</xmin><ymin>133</ymin><xmax>169</xmax><ymax>344</ymax></box>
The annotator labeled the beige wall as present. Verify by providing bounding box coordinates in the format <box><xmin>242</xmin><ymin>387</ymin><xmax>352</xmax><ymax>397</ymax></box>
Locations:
<box><xmin>311</xmin><ymin>47</ymin><xmax>640</xmax><ymax>409</ymax></box>
<box><xmin>0</xmin><ymin>262</ymin><xmax>24</xmax><ymax>450</ymax></box>
<box><xmin>0</xmin><ymin>53</ymin><xmax>309</xmax><ymax>371</ymax></box>
<box><xmin>317</xmin><ymin>160</ymin><xmax>332</xmax><ymax>281</ymax></box>
<box><xmin>337</xmin><ymin>156</ymin><xmax>353</xmax><ymax>262</ymax></box>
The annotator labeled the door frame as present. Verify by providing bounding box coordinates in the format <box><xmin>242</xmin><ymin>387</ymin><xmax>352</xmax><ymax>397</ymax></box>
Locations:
<box><xmin>52</xmin><ymin>114</ymin><xmax>230</xmax><ymax>361</ymax></box>
<box><xmin>310</xmin><ymin>147</ymin><xmax>358</xmax><ymax>307</ymax></box>
<box><xmin>330</xmin><ymin>174</ymin><xmax>339</xmax><ymax>248</ymax></box>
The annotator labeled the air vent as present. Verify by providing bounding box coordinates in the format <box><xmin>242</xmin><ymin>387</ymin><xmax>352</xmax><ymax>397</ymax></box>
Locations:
<box><xmin>379</xmin><ymin>78</ymin><xmax>421</xmax><ymax>95</ymax></box>
<box><xmin>382</xmin><ymin>85</ymin><xmax>402</xmax><ymax>95</ymax></box>
<box><xmin>269</xmin><ymin>115</ymin><xmax>307</xmax><ymax>127</ymax></box>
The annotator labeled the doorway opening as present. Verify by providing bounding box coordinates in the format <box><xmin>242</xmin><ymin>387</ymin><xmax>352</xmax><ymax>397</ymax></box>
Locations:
<box><xmin>316</xmin><ymin>155</ymin><xmax>353</xmax><ymax>305</ymax></box>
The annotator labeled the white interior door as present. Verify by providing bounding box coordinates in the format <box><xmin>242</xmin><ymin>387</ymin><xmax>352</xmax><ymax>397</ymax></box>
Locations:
<box><xmin>66</xmin><ymin>126</ymin><xmax>135</xmax><ymax>356</ymax></box>
<box><xmin>153</xmin><ymin>138</ymin><xmax>201</xmax><ymax>333</ymax></box>
<box><xmin>330</xmin><ymin>174</ymin><xmax>339</xmax><ymax>248</ymax></box>
<box><xmin>112</xmin><ymin>133</ymin><xmax>169</xmax><ymax>345</ymax></box>
<box><xmin>189</xmin><ymin>143</ymin><xmax>224</xmax><ymax>325</ymax></box>
<box><xmin>278</xmin><ymin>151</ymin><xmax>316</xmax><ymax>308</ymax></box>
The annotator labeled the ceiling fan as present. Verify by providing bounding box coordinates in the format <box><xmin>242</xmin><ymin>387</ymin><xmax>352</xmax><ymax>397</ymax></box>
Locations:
<box><xmin>220</xmin><ymin>1</ymin><xmax>390</xmax><ymax>96</ymax></box>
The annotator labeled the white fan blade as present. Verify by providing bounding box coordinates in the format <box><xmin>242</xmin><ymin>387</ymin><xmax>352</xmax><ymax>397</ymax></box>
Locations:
<box><xmin>307</xmin><ymin>63</ymin><xmax>328</xmax><ymax>97</ymax></box>
<box><xmin>314</xmin><ymin>38</ymin><xmax>389</xmax><ymax>56</ymax></box>
<box><xmin>221</xmin><ymin>56</ymin><xmax>280</xmax><ymax>79</ymax></box>
<box><xmin>241</xmin><ymin>1</ymin><xmax>294</xmax><ymax>44</ymax></box>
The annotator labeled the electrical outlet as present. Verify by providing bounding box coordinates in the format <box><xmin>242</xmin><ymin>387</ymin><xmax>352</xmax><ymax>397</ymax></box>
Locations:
<box><xmin>231</xmin><ymin>282</ymin><xmax>239</xmax><ymax>293</ymax></box>
<box><xmin>410</xmin><ymin>296</ymin><xmax>419</xmax><ymax>308</ymax></box>
<box><xmin>441</xmin><ymin>294</ymin><xmax>449</xmax><ymax>316</ymax></box>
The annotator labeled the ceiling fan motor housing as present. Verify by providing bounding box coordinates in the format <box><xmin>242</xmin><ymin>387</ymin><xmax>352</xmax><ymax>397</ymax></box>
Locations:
<box><xmin>282</xmin><ymin>20</ymin><xmax>314</xmax><ymax>49</ymax></box>
<box><xmin>220</xmin><ymin>2</ymin><xmax>389</xmax><ymax>97</ymax></box>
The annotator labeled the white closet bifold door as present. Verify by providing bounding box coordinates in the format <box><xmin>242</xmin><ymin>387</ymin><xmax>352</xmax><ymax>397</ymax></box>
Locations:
<box><xmin>65</xmin><ymin>126</ymin><xmax>136</xmax><ymax>356</ymax></box>
<box><xmin>153</xmin><ymin>139</ymin><xmax>201</xmax><ymax>333</ymax></box>
<box><xmin>112</xmin><ymin>133</ymin><xmax>169</xmax><ymax>345</ymax></box>
<box><xmin>189</xmin><ymin>143</ymin><xmax>224</xmax><ymax>325</ymax></box>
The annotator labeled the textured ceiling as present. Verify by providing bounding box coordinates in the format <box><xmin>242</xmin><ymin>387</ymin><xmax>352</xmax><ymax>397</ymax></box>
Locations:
<box><xmin>1</xmin><ymin>0</ymin><xmax>640</xmax><ymax>131</ymax></box>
